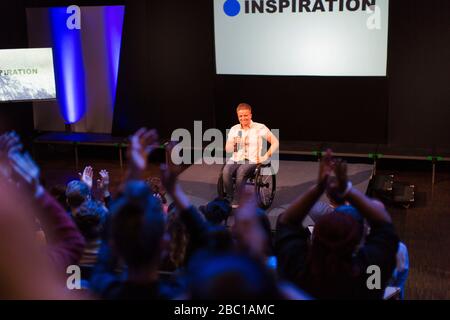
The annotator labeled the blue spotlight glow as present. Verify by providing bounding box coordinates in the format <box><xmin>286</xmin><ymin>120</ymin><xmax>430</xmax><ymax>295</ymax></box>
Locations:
<box><xmin>50</xmin><ymin>7</ymin><xmax>87</xmax><ymax>124</ymax></box>
<box><xmin>103</xmin><ymin>6</ymin><xmax>125</xmax><ymax>108</ymax></box>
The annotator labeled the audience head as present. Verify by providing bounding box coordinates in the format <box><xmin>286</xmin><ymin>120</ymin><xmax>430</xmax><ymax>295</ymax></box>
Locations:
<box><xmin>66</xmin><ymin>180</ymin><xmax>90</xmax><ymax>209</ymax></box>
<box><xmin>199</xmin><ymin>198</ymin><xmax>232</xmax><ymax>225</ymax></box>
<box><xmin>110</xmin><ymin>180</ymin><xmax>165</xmax><ymax>270</ymax></box>
<box><xmin>186</xmin><ymin>252</ymin><xmax>281</xmax><ymax>300</ymax></box>
<box><xmin>309</xmin><ymin>208</ymin><xmax>364</xmax><ymax>277</ymax></box>
<box><xmin>164</xmin><ymin>209</ymin><xmax>189</xmax><ymax>269</ymax></box>
<box><xmin>73</xmin><ymin>200</ymin><xmax>108</xmax><ymax>241</ymax></box>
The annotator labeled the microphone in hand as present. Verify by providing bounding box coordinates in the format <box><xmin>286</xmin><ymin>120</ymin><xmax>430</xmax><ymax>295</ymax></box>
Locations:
<box><xmin>234</xmin><ymin>131</ymin><xmax>242</xmax><ymax>152</ymax></box>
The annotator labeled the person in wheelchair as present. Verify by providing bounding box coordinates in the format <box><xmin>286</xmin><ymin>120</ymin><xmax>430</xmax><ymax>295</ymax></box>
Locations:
<box><xmin>223</xmin><ymin>103</ymin><xmax>279</xmax><ymax>208</ymax></box>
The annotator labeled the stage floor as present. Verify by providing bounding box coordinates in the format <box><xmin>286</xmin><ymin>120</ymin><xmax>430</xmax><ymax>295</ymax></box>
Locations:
<box><xmin>178</xmin><ymin>160</ymin><xmax>374</xmax><ymax>229</ymax></box>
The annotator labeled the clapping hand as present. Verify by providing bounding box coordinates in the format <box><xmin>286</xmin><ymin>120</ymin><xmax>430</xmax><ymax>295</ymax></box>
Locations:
<box><xmin>127</xmin><ymin>128</ymin><xmax>159</xmax><ymax>179</ymax></box>
<box><xmin>79</xmin><ymin>166</ymin><xmax>94</xmax><ymax>190</ymax></box>
<box><xmin>326</xmin><ymin>158</ymin><xmax>348</xmax><ymax>203</ymax></box>
<box><xmin>317</xmin><ymin>149</ymin><xmax>334</xmax><ymax>191</ymax></box>
<box><xmin>9</xmin><ymin>151</ymin><xmax>41</xmax><ymax>196</ymax></box>
<box><xmin>234</xmin><ymin>187</ymin><xmax>267</xmax><ymax>260</ymax></box>
<box><xmin>0</xmin><ymin>132</ymin><xmax>23</xmax><ymax>179</ymax></box>
<box><xmin>97</xmin><ymin>169</ymin><xmax>110</xmax><ymax>195</ymax></box>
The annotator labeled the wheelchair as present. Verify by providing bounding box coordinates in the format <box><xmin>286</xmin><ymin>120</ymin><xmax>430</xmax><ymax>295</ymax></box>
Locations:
<box><xmin>217</xmin><ymin>163</ymin><xmax>276</xmax><ymax>209</ymax></box>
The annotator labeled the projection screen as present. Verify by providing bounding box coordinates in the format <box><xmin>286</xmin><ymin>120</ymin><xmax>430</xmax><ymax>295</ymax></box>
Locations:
<box><xmin>214</xmin><ymin>0</ymin><xmax>389</xmax><ymax>76</ymax></box>
<box><xmin>0</xmin><ymin>48</ymin><xmax>56</xmax><ymax>102</ymax></box>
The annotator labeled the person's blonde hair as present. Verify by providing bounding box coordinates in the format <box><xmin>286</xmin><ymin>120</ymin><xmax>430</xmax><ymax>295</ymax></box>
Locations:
<box><xmin>236</xmin><ymin>103</ymin><xmax>252</xmax><ymax>113</ymax></box>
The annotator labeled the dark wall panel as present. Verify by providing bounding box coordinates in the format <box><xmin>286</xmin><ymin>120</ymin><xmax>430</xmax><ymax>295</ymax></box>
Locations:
<box><xmin>215</xmin><ymin>76</ymin><xmax>388</xmax><ymax>143</ymax></box>
<box><xmin>0</xmin><ymin>1</ymin><xmax>33</xmax><ymax>136</ymax></box>
<box><xmin>112</xmin><ymin>0</ymin><xmax>215</xmax><ymax>138</ymax></box>
<box><xmin>388</xmin><ymin>0</ymin><xmax>450</xmax><ymax>148</ymax></box>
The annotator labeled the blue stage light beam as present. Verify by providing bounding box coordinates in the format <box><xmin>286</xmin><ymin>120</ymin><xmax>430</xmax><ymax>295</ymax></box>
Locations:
<box><xmin>104</xmin><ymin>6</ymin><xmax>125</xmax><ymax>108</ymax></box>
<box><xmin>50</xmin><ymin>7</ymin><xmax>87</xmax><ymax>124</ymax></box>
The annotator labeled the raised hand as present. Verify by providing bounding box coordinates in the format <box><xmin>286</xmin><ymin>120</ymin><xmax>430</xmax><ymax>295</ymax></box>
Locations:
<box><xmin>127</xmin><ymin>128</ymin><xmax>159</xmax><ymax>179</ymax></box>
<box><xmin>317</xmin><ymin>149</ymin><xmax>334</xmax><ymax>191</ymax></box>
<box><xmin>234</xmin><ymin>188</ymin><xmax>267</xmax><ymax>260</ymax></box>
<box><xmin>326</xmin><ymin>158</ymin><xmax>349</xmax><ymax>203</ymax></box>
<box><xmin>0</xmin><ymin>132</ymin><xmax>23</xmax><ymax>178</ymax></box>
<box><xmin>9</xmin><ymin>151</ymin><xmax>41</xmax><ymax>195</ymax></box>
<box><xmin>0</xmin><ymin>132</ymin><xmax>22</xmax><ymax>158</ymax></box>
<box><xmin>97</xmin><ymin>169</ymin><xmax>110</xmax><ymax>194</ymax></box>
<box><xmin>79</xmin><ymin>166</ymin><xmax>94</xmax><ymax>190</ymax></box>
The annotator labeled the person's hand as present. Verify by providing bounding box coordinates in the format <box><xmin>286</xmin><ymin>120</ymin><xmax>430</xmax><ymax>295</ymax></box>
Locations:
<box><xmin>233</xmin><ymin>188</ymin><xmax>267</xmax><ymax>260</ymax></box>
<box><xmin>149</xmin><ymin>177</ymin><xmax>166</xmax><ymax>195</ymax></box>
<box><xmin>326</xmin><ymin>158</ymin><xmax>348</xmax><ymax>203</ymax></box>
<box><xmin>234</xmin><ymin>136</ymin><xmax>242</xmax><ymax>146</ymax></box>
<box><xmin>79</xmin><ymin>166</ymin><xmax>93</xmax><ymax>190</ymax></box>
<box><xmin>9</xmin><ymin>151</ymin><xmax>42</xmax><ymax>196</ymax></box>
<box><xmin>0</xmin><ymin>132</ymin><xmax>23</xmax><ymax>179</ymax></box>
<box><xmin>97</xmin><ymin>169</ymin><xmax>110</xmax><ymax>194</ymax></box>
<box><xmin>258</xmin><ymin>154</ymin><xmax>269</xmax><ymax>164</ymax></box>
<box><xmin>127</xmin><ymin>128</ymin><xmax>159</xmax><ymax>179</ymax></box>
<box><xmin>0</xmin><ymin>132</ymin><xmax>22</xmax><ymax>157</ymax></box>
<box><xmin>317</xmin><ymin>149</ymin><xmax>334</xmax><ymax>191</ymax></box>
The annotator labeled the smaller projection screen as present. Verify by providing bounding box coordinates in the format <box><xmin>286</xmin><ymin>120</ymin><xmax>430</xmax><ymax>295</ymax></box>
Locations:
<box><xmin>214</xmin><ymin>0</ymin><xmax>389</xmax><ymax>76</ymax></box>
<box><xmin>0</xmin><ymin>48</ymin><xmax>56</xmax><ymax>102</ymax></box>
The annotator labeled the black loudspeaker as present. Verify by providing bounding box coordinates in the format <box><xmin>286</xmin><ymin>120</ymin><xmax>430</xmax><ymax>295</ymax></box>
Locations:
<box><xmin>392</xmin><ymin>182</ymin><xmax>415</xmax><ymax>209</ymax></box>
<box><xmin>367</xmin><ymin>175</ymin><xmax>415</xmax><ymax>209</ymax></box>
<box><xmin>367</xmin><ymin>174</ymin><xmax>394</xmax><ymax>200</ymax></box>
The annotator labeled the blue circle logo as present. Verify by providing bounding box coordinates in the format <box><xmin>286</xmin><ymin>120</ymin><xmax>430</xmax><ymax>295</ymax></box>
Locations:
<box><xmin>223</xmin><ymin>0</ymin><xmax>241</xmax><ymax>17</ymax></box>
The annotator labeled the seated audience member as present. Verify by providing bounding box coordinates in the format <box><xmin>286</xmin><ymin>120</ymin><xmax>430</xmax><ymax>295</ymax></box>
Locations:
<box><xmin>275</xmin><ymin>150</ymin><xmax>399</xmax><ymax>299</ymax></box>
<box><xmin>1</xmin><ymin>132</ymin><xmax>85</xmax><ymax>277</ymax></box>
<box><xmin>66</xmin><ymin>180</ymin><xmax>91</xmax><ymax>214</ymax></box>
<box><xmin>389</xmin><ymin>241</ymin><xmax>409</xmax><ymax>299</ymax></box>
<box><xmin>91</xmin><ymin>129</ymin><xmax>172</xmax><ymax>299</ymax></box>
<box><xmin>90</xmin><ymin>180</ymin><xmax>170</xmax><ymax>299</ymax></box>
<box><xmin>371</xmin><ymin>199</ymin><xmax>409</xmax><ymax>299</ymax></box>
<box><xmin>184</xmin><ymin>250</ymin><xmax>310</xmax><ymax>300</ymax></box>
<box><xmin>160</xmin><ymin>208</ymin><xmax>190</xmax><ymax>272</ymax></box>
<box><xmin>73</xmin><ymin>200</ymin><xmax>108</xmax><ymax>280</ymax></box>
<box><xmin>185</xmin><ymin>252</ymin><xmax>284</xmax><ymax>300</ymax></box>
<box><xmin>0</xmin><ymin>179</ymin><xmax>79</xmax><ymax>299</ymax></box>
<box><xmin>199</xmin><ymin>197</ymin><xmax>232</xmax><ymax>225</ymax></box>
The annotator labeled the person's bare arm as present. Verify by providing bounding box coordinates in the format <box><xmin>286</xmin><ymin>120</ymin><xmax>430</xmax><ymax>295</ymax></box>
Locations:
<box><xmin>261</xmin><ymin>130</ymin><xmax>279</xmax><ymax>162</ymax></box>
<box><xmin>125</xmin><ymin>128</ymin><xmax>159</xmax><ymax>181</ymax></box>
<box><xmin>327</xmin><ymin>160</ymin><xmax>392</xmax><ymax>224</ymax></box>
<box><xmin>234</xmin><ymin>189</ymin><xmax>267</xmax><ymax>261</ymax></box>
<box><xmin>225</xmin><ymin>128</ymin><xmax>239</xmax><ymax>154</ymax></box>
<box><xmin>279</xmin><ymin>150</ymin><xmax>333</xmax><ymax>225</ymax></box>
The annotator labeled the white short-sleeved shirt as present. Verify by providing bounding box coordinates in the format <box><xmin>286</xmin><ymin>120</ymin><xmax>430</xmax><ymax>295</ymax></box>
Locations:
<box><xmin>227</xmin><ymin>121</ymin><xmax>271</xmax><ymax>163</ymax></box>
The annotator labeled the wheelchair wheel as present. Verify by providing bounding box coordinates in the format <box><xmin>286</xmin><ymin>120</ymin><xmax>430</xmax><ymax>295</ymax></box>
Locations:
<box><xmin>254</xmin><ymin>166</ymin><xmax>276</xmax><ymax>209</ymax></box>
